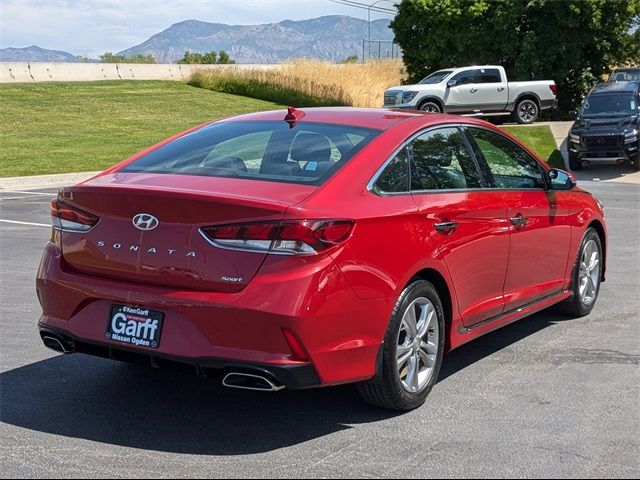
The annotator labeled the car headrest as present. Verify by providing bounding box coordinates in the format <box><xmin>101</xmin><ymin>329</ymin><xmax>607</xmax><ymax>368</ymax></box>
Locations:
<box><xmin>203</xmin><ymin>156</ymin><xmax>248</xmax><ymax>172</ymax></box>
<box><xmin>290</xmin><ymin>133</ymin><xmax>332</xmax><ymax>165</ymax></box>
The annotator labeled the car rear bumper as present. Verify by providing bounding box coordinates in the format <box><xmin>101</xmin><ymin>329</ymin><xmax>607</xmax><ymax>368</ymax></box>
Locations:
<box><xmin>36</xmin><ymin>242</ymin><xmax>389</xmax><ymax>387</ymax></box>
<box><xmin>38</xmin><ymin>324</ymin><xmax>321</xmax><ymax>389</ymax></box>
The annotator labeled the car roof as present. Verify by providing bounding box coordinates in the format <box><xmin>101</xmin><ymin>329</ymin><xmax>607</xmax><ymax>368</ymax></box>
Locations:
<box><xmin>589</xmin><ymin>81</ymin><xmax>638</xmax><ymax>95</ymax></box>
<box><xmin>612</xmin><ymin>67</ymin><xmax>640</xmax><ymax>73</ymax></box>
<box><xmin>220</xmin><ymin>107</ymin><xmax>433</xmax><ymax>130</ymax></box>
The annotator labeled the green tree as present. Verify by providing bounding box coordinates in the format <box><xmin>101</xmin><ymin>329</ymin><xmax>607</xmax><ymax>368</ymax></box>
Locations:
<box><xmin>218</xmin><ymin>50</ymin><xmax>236</xmax><ymax>64</ymax></box>
<box><xmin>99</xmin><ymin>52</ymin><xmax>127</xmax><ymax>63</ymax></box>
<box><xmin>391</xmin><ymin>0</ymin><xmax>640</xmax><ymax>114</ymax></box>
<box><xmin>100</xmin><ymin>52</ymin><xmax>156</xmax><ymax>64</ymax></box>
<box><xmin>340</xmin><ymin>55</ymin><xmax>360</xmax><ymax>64</ymax></box>
<box><xmin>177</xmin><ymin>50</ymin><xmax>236</xmax><ymax>65</ymax></box>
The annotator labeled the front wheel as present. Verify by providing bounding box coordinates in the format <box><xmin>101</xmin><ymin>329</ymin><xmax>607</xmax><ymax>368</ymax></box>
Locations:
<box><xmin>558</xmin><ymin>228</ymin><xmax>603</xmax><ymax>317</ymax></box>
<box><xmin>569</xmin><ymin>152</ymin><xmax>583</xmax><ymax>171</ymax></box>
<box><xmin>419</xmin><ymin>101</ymin><xmax>442</xmax><ymax>114</ymax></box>
<box><xmin>513</xmin><ymin>99</ymin><xmax>539</xmax><ymax>124</ymax></box>
<box><xmin>357</xmin><ymin>280</ymin><xmax>445</xmax><ymax>411</ymax></box>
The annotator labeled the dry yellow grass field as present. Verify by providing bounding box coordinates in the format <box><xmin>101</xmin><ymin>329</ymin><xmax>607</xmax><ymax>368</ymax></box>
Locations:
<box><xmin>281</xmin><ymin>59</ymin><xmax>406</xmax><ymax>107</ymax></box>
<box><xmin>190</xmin><ymin>59</ymin><xmax>406</xmax><ymax>108</ymax></box>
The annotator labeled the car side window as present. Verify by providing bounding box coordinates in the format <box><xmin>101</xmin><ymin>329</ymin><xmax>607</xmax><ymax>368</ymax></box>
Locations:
<box><xmin>410</xmin><ymin>128</ymin><xmax>482</xmax><ymax>191</ymax></box>
<box><xmin>466</xmin><ymin>128</ymin><xmax>546</xmax><ymax>189</ymax></box>
<box><xmin>480</xmin><ymin>68</ymin><xmax>502</xmax><ymax>84</ymax></box>
<box><xmin>451</xmin><ymin>69</ymin><xmax>478</xmax><ymax>86</ymax></box>
<box><xmin>375</xmin><ymin>147</ymin><xmax>410</xmax><ymax>193</ymax></box>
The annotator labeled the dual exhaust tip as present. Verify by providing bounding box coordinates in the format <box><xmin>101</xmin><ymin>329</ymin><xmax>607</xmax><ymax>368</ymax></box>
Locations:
<box><xmin>42</xmin><ymin>333</ymin><xmax>285</xmax><ymax>392</ymax></box>
<box><xmin>222</xmin><ymin>372</ymin><xmax>285</xmax><ymax>392</ymax></box>
<box><xmin>42</xmin><ymin>335</ymin><xmax>73</xmax><ymax>354</ymax></box>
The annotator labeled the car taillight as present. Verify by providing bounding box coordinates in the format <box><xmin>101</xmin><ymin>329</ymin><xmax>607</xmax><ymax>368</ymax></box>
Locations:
<box><xmin>200</xmin><ymin>219</ymin><xmax>355</xmax><ymax>255</ymax></box>
<box><xmin>50</xmin><ymin>198</ymin><xmax>100</xmax><ymax>232</ymax></box>
<box><xmin>550</xmin><ymin>84</ymin><xmax>558</xmax><ymax>95</ymax></box>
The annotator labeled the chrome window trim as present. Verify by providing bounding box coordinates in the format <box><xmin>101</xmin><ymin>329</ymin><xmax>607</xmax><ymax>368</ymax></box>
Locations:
<box><xmin>367</xmin><ymin>123</ymin><xmax>551</xmax><ymax>197</ymax></box>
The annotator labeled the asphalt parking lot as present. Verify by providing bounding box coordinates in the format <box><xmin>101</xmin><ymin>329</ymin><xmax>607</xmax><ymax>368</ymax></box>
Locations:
<box><xmin>1</xmin><ymin>176</ymin><xmax>639</xmax><ymax>478</ymax></box>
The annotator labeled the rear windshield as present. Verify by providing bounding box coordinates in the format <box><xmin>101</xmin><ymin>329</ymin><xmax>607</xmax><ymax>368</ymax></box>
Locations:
<box><xmin>121</xmin><ymin>121</ymin><xmax>380</xmax><ymax>185</ymax></box>
<box><xmin>581</xmin><ymin>94</ymin><xmax>637</xmax><ymax>118</ymax></box>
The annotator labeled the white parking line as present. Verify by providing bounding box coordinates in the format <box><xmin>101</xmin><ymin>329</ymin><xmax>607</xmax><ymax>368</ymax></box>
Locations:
<box><xmin>0</xmin><ymin>219</ymin><xmax>51</xmax><ymax>228</ymax></box>
<box><xmin>0</xmin><ymin>196</ymin><xmax>52</xmax><ymax>201</ymax></box>
<box><xmin>0</xmin><ymin>191</ymin><xmax>57</xmax><ymax>196</ymax></box>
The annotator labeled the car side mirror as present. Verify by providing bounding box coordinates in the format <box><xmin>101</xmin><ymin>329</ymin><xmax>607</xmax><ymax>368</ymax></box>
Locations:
<box><xmin>447</xmin><ymin>80</ymin><xmax>457</xmax><ymax>88</ymax></box>
<box><xmin>569</xmin><ymin>110</ymin><xmax>579</xmax><ymax>120</ymax></box>
<box><xmin>548</xmin><ymin>168</ymin><xmax>577</xmax><ymax>190</ymax></box>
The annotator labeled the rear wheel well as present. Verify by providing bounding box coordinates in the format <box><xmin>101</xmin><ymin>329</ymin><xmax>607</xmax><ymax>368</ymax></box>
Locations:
<box><xmin>514</xmin><ymin>93</ymin><xmax>540</xmax><ymax>110</ymax></box>
<box><xmin>411</xmin><ymin>269</ymin><xmax>453</xmax><ymax>330</ymax></box>
<box><xmin>588</xmin><ymin>220</ymin><xmax>607</xmax><ymax>280</ymax></box>
<box><xmin>417</xmin><ymin>97</ymin><xmax>444</xmax><ymax>112</ymax></box>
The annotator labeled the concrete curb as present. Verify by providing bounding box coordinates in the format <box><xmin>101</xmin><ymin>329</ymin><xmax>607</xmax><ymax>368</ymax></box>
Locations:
<box><xmin>0</xmin><ymin>172</ymin><xmax>100</xmax><ymax>191</ymax></box>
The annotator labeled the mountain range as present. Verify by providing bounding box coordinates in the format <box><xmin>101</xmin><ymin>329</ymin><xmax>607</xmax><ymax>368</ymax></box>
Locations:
<box><xmin>0</xmin><ymin>16</ymin><xmax>395</xmax><ymax>64</ymax></box>
<box><xmin>0</xmin><ymin>45</ymin><xmax>78</xmax><ymax>62</ymax></box>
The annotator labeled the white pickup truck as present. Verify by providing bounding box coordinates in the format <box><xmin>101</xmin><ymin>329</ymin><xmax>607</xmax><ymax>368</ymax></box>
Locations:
<box><xmin>383</xmin><ymin>65</ymin><xmax>557</xmax><ymax>124</ymax></box>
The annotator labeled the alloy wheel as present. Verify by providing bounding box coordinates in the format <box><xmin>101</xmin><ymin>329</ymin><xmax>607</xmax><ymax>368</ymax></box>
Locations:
<box><xmin>578</xmin><ymin>239</ymin><xmax>601</xmax><ymax>306</ymax></box>
<box><xmin>396</xmin><ymin>297</ymin><xmax>440</xmax><ymax>393</ymax></box>
<box><xmin>518</xmin><ymin>100</ymin><xmax>538</xmax><ymax>123</ymax></box>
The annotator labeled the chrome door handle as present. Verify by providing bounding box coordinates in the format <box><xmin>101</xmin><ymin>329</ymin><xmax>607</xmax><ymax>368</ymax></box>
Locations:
<box><xmin>434</xmin><ymin>221</ymin><xmax>458</xmax><ymax>233</ymax></box>
<box><xmin>497</xmin><ymin>87</ymin><xmax>505</xmax><ymax>92</ymax></box>
<box><xmin>510</xmin><ymin>214</ymin><xmax>528</xmax><ymax>229</ymax></box>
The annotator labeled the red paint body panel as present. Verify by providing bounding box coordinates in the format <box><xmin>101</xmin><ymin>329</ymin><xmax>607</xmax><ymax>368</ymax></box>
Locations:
<box><xmin>37</xmin><ymin>108</ymin><xmax>608</xmax><ymax>388</ymax></box>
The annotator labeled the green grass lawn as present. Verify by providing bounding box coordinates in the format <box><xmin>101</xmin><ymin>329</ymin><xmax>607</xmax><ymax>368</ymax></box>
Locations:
<box><xmin>502</xmin><ymin>125</ymin><xmax>565</xmax><ymax>169</ymax></box>
<box><xmin>0</xmin><ymin>81</ymin><xmax>563</xmax><ymax>177</ymax></box>
<box><xmin>0</xmin><ymin>81</ymin><xmax>283</xmax><ymax>177</ymax></box>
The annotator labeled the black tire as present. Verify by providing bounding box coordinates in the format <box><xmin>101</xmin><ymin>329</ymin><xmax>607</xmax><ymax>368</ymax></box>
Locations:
<box><xmin>569</xmin><ymin>152</ymin><xmax>583</xmax><ymax>171</ymax></box>
<box><xmin>557</xmin><ymin>228</ymin><xmax>603</xmax><ymax>317</ymax></box>
<box><xmin>357</xmin><ymin>279</ymin><xmax>445</xmax><ymax>411</ymax></box>
<box><xmin>513</xmin><ymin>98</ymin><xmax>539</xmax><ymax>124</ymax></box>
<box><xmin>419</xmin><ymin>101</ymin><xmax>442</xmax><ymax>114</ymax></box>
<box><xmin>487</xmin><ymin>116</ymin><xmax>506</xmax><ymax>125</ymax></box>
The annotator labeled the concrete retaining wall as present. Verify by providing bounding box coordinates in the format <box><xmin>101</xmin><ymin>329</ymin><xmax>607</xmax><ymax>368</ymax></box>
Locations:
<box><xmin>0</xmin><ymin>63</ymin><xmax>277</xmax><ymax>83</ymax></box>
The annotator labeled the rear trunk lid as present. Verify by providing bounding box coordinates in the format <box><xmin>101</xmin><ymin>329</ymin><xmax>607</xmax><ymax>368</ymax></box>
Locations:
<box><xmin>59</xmin><ymin>172</ymin><xmax>315</xmax><ymax>292</ymax></box>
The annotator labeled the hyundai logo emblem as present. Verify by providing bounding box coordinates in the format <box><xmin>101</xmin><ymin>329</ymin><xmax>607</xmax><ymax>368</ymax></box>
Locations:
<box><xmin>132</xmin><ymin>214</ymin><xmax>159</xmax><ymax>231</ymax></box>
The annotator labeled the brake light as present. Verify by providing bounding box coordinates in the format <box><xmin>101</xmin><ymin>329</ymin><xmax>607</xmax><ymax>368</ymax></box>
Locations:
<box><xmin>200</xmin><ymin>219</ymin><xmax>355</xmax><ymax>255</ymax></box>
<box><xmin>50</xmin><ymin>198</ymin><xmax>100</xmax><ymax>232</ymax></box>
<box><xmin>550</xmin><ymin>84</ymin><xmax>558</xmax><ymax>95</ymax></box>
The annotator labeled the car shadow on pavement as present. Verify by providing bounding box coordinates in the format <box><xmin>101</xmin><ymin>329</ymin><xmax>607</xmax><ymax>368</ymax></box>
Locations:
<box><xmin>0</xmin><ymin>309</ymin><xmax>573</xmax><ymax>455</ymax></box>
<box><xmin>573</xmin><ymin>163</ymin><xmax>640</xmax><ymax>183</ymax></box>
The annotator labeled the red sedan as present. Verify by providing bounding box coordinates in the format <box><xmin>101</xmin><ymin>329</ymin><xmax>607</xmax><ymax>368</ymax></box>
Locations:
<box><xmin>38</xmin><ymin>108</ymin><xmax>607</xmax><ymax>410</ymax></box>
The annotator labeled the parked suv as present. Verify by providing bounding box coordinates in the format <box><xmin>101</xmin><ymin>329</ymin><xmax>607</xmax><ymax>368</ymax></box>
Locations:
<box><xmin>608</xmin><ymin>68</ymin><xmax>640</xmax><ymax>83</ymax></box>
<box><xmin>567</xmin><ymin>81</ymin><xmax>640</xmax><ymax>171</ymax></box>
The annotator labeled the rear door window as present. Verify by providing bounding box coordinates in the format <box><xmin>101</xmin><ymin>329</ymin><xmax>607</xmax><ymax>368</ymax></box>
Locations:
<box><xmin>479</xmin><ymin>68</ymin><xmax>502</xmax><ymax>84</ymax></box>
<box><xmin>409</xmin><ymin>128</ymin><xmax>482</xmax><ymax>190</ymax></box>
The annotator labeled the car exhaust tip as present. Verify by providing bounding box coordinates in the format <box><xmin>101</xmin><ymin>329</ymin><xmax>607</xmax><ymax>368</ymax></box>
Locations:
<box><xmin>42</xmin><ymin>335</ymin><xmax>73</xmax><ymax>354</ymax></box>
<box><xmin>222</xmin><ymin>372</ymin><xmax>285</xmax><ymax>392</ymax></box>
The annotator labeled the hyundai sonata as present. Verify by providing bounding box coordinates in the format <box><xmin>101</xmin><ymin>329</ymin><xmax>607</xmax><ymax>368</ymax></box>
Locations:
<box><xmin>38</xmin><ymin>107</ymin><xmax>607</xmax><ymax>410</ymax></box>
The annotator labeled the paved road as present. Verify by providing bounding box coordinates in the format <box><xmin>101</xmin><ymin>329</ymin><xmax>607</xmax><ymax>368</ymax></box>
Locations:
<box><xmin>1</xmin><ymin>182</ymin><xmax>639</xmax><ymax>478</ymax></box>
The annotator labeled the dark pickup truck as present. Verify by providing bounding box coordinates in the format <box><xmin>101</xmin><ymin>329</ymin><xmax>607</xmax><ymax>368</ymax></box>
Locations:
<box><xmin>567</xmin><ymin>81</ymin><xmax>640</xmax><ymax>171</ymax></box>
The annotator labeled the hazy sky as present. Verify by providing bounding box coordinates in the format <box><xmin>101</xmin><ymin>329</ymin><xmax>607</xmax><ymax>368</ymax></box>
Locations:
<box><xmin>0</xmin><ymin>0</ymin><xmax>396</xmax><ymax>57</ymax></box>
